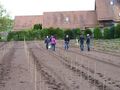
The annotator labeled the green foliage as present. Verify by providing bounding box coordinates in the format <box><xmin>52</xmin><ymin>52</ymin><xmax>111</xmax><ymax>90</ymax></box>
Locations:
<box><xmin>64</xmin><ymin>29</ymin><xmax>74</xmax><ymax>39</ymax></box>
<box><xmin>33</xmin><ymin>24</ymin><xmax>42</xmax><ymax>30</ymax></box>
<box><xmin>7</xmin><ymin>23</ymin><xmax>120</xmax><ymax>41</ymax></box>
<box><xmin>101</xmin><ymin>24</ymin><xmax>120</xmax><ymax>39</ymax></box>
<box><xmin>40</xmin><ymin>27</ymin><xmax>64</xmax><ymax>39</ymax></box>
<box><xmin>0</xmin><ymin>3</ymin><xmax>13</xmax><ymax>32</ymax></box>
<box><xmin>0</xmin><ymin>17</ymin><xmax>13</xmax><ymax>31</ymax></box>
<box><xmin>7</xmin><ymin>29</ymin><xmax>41</xmax><ymax>41</ymax></box>
<box><xmin>47</xmin><ymin>27</ymin><xmax>57</xmax><ymax>36</ymax></box>
<box><xmin>40</xmin><ymin>28</ymin><xmax>49</xmax><ymax>39</ymax></box>
<box><xmin>84</xmin><ymin>28</ymin><xmax>92</xmax><ymax>36</ymax></box>
<box><xmin>55</xmin><ymin>28</ymin><xmax>64</xmax><ymax>39</ymax></box>
<box><xmin>7</xmin><ymin>27</ymin><xmax>64</xmax><ymax>41</ymax></box>
<box><xmin>103</xmin><ymin>28</ymin><xmax>111</xmax><ymax>39</ymax></box>
<box><xmin>115</xmin><ymin>23</ymin><xmax>120</xmax><ymax>38</ymax></box>
<box><xmin>109</xmin><ymin>26</ymin><xmax>115</xmax><ymax>39</ymax></box>
<box><xmin>93</xmin><ymin>27</ymin><xmax>102</xmax><ymax>39</ymax></box>
<box><xmin>0</xmin><ymin>4</ymin><xmax>6</xmax><ymax>17</ymax></box>
<box><xmin>72</xmin><ymin>28</ymin><xmax>81</xmax><ymax>38</ymax></box>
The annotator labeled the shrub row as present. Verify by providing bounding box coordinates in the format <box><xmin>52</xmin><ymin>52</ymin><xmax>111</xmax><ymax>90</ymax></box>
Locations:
<box><xmin>93</xmin><ymin>24</ymin><xmax>120</xmax><ymax>39</ymax></box>
<box><xmin>7</xmin><ymin>30</ymin><xmax>41</xmax><ymax>41</ymax></box>
<box><xmin>7</xmin><ymin>23</ymin><xmax>120</xmax><ymax>41</ymax></box>
<box><xmin>7</xmin><ymin>28</ymin><xmax>82</xmax><ymax>41</ymax></box>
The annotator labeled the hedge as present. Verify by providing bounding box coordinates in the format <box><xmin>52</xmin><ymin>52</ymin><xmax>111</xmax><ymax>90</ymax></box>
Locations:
<box><xmin>7</xmin><ymin>29</ymin><xmax>41</xmax><ymax>41</ymax></box>
<box><xmin>6</xmin><ymin>23</ymin><xmax>120</xmax><ymax>41</ymax></box>
<box><xmin>93</xmin><ymin>27</ymin><xmax>102</xmax><ymax>39</ymax></box>
<box><xmin>115</xmin><ymin>23</ymin><xmax>120</xmax><ymax>38</ymax></box>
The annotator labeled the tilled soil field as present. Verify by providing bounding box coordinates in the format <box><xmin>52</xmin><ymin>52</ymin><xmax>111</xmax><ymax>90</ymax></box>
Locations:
<box><xmin>0</xmin><ymin>41</ymin><xmax>120</xmax><ymax>90</ymax></box>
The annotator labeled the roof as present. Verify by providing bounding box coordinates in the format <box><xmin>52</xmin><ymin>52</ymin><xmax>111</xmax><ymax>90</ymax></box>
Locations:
<box><xmin>13</xmin><ymin>15</ymin><xmax>43</xmax><ymax>31</ymax></box>
<box><xmin>13</xmin><ymin>0</ymin><xmax>120</xmax><ymax>31</ymax></box>
<box><xmin>43</xmin><ymin>11</ymin><xmax>97</xmax><ymax>29</ymax></box>
<box><xmin>96</xmin><ymin>0</ymin><xmax>114</xmax><ymax>21</ymax></box>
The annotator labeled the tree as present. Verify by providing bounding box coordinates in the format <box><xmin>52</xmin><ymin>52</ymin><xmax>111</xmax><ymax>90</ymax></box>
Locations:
<box><xmin>0</xmin><ymin>4</ymin><xmax>6</xmax><ymax>17</ymax></box>
<box><xmin>0</xmin><ymin>3</ymin><xmax>13</xmax><ymax>32</ymax></box>
<box><xmin>0</xmin><ymin>17</ymin><xmax>13</xmax><ymax>31</ymax></box>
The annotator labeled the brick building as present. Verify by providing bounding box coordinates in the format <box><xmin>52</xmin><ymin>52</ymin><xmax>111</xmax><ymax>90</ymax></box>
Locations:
<box><xmin>13</xmin><ymin>0</ymin><xmax>120</xmax><ymax>31</ymax></box>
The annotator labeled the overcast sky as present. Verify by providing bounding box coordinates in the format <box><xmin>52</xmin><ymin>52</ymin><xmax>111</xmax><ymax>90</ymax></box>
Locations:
<box><xmin>0</xmin><ymin>0</ymin><xmax>95</xmax><ymax>19</ymax></box>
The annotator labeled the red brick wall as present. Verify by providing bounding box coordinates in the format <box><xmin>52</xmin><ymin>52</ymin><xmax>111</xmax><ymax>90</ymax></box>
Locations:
<box><xmin>43</xmin><ymin>11</ymin><xmax>97</xmax><ymax>29</ymax></box>
<box><xmin>113</xmin><ymin>0</ymin><xmax>120</xmax><ymax>22</ymax></box>
<box><xmin>13</xmin><ymin>15</ymin><xmax>43</xmax><ymax>31</ymax></box>
<box><xmin>96</xmin><ymin>0</ymin><xmax>113</xmax><ymax>20</ymax></box>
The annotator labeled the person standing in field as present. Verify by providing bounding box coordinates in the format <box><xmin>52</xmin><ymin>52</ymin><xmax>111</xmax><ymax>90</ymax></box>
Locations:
<box><xmin>64</xmin><ymin>35</ymin><xmax>70</xmax><ymax>50</ymax></box>
<box><xmin>79</xmin><ymin>34</ymin><xmax>84</xmax><ymax>51</ymax></box>
<box><xmin>50</xmin><ymin>36</ymin><xmax>56</xmax><ymax>51</ymax></box>
<box><xmin>44</xmin><ymin>36</ymin><xmax>50</xmax><ymax>50</ymax></box>
<box><xmin>86</xmin><ymin>34</ymin><xmax>91</xmax><ymax>51</ymax></box>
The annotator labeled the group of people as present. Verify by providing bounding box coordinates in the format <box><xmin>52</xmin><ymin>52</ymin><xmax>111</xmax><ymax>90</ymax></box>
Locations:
<box><xmin>79</xmin><ymin>34</ymin><xmax>91</xmax><ymax>51</ymax></box>
<box><xmin>44</xmin><ymin>35</ymin><xmax>56</xmax><ymax>51</ymax></box>
<box><xmin>44</xmin><ymin>34</ymin><xmax>91</xmax><ymax>51</ymax></box>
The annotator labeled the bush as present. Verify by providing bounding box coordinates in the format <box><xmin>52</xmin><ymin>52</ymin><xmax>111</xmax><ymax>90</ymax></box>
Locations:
<box><xmin>72</xmin><ymin>28</ymin><xmax>81</xmax><ymax>39</ymax></box>
<box><xmin>33</xmin><ymin>24</ymin><xmax>42</xmax><ymax>30</ymax></box>
<box><xmin>64</xmin><ymin>29</ymin><xmax>74</xmax><ymax>39</ymax></box>
<box><xmin>7</xmin><ymin>31</ymin><xmax>27</xmax><ymax>41</ymax></box>
<box><xmin>55</xmin><ymin>28</ymin><xmax>64</xmax><ymax>39</ymax></box>
<box><xmin>103</xmin><ymin>28</ymin><xmax>111</xmax><ymax>39</ymax></box>
<box><xmin>109</xmin><ymin>26</ymin><xmax>115</xmax><ymax>39</ymax></box>
<box><xmin>93</xmin><ymin>27</ymin><xmax>102</xmax><ymax>39</ymax></box>
<box><xmin>115</xmin><ymin>23</ymin><xmax>120</xmax><ymax>38</ymax></box>
<box><xmin>7</xmin><ymin>29</ymin><xmax>41</xmax><ymax>41</ymax></box>
<box><xmin>84</xmin><ymin>28</ymin><xmax>92</xmax><ymax>36</ymax></box>
<box><xmin>40</xmin><ymin>27</ymin><xmax>64</xmax><ymax>39</ymax></box>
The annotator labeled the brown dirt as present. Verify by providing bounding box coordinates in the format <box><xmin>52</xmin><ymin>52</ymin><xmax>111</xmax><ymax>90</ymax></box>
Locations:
<box><xmin>0</xmin><ymin>41</ymin><xmax>120</xmax><ymax>90</ymax></box>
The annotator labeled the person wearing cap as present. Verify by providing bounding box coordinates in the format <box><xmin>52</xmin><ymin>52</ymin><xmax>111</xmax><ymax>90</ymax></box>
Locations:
<box><xmin>44</xmin><ymin>36</ymin><xmax>50</xmax><ymax>50</ymax></box>
<box><xmin>86</xmin><ymin>34</ymin><xmax>91</xmax><ymax>51</ymax></box>
<box><xmin>64</xmin><ymin>35</ymin><xmax>70</xmax><ymax>50</ymax></box>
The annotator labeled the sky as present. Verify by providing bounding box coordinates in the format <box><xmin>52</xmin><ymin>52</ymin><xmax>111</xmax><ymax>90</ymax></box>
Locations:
<box><xmin>0</xmin><ymin>0</ymin><xmax>95</xmax><ymax>19</ymax></box>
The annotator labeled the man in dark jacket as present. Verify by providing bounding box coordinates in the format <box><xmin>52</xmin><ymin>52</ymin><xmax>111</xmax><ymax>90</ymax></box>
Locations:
<box><xmin>79</xmin><ymin>34</ymin><xmax>84</xmax><ymax>51</ymax></box>
<box><xmin>86</xmin><ymin>34</ymin><xmax>90</xmax><ymax>51</ymax></box>
<box><xmin>64</xmin><ymin>35</ymin><xmax>70</xmax><ymax>50</ymax></box>
<box><xmin>44</xmin><ymin>36</ymin><xmax>50</xmax><ymax>50</ymax></box>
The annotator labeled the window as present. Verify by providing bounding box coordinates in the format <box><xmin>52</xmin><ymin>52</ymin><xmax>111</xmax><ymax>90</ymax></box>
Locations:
<box><xmin>65</xmin><ymin>17</ymin><xmax>69</xmax><ymax>22</ymax></box>
<box><xmin>118</xmin><ymin>13</ymin><xmax>120</xmax><ymax>17</ymax></box>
